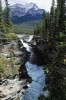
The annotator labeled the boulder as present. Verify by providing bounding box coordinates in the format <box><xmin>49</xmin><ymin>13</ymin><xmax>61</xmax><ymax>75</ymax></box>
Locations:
<box><xmin>19</xmin><ymin>63</ymin><xmax>32</xmax><ymax>83</ymax></box>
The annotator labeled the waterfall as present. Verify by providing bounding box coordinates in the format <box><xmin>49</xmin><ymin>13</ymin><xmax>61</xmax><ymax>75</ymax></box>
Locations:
<box><xmin>20</xmin><ymin>35</ymin><xmax>46</xmax><ymax>100</ymax></box>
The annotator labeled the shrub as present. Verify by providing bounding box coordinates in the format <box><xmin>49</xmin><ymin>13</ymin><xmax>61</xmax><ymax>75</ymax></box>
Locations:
<box><xmin>5</xmin><ymin>33</ymin><xmax>18</xmax><ymax>41</ymax></box>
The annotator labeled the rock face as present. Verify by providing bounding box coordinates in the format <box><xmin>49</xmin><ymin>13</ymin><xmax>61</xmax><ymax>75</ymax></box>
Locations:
<box><xmin>0</xmin><ymin>78</ymin><xmax>26</xmax><ymax>100</ymax></box>
<box><xmin>30</xmin><ymin>45</ymin><xmax>44</xmax><ymax>65</ymax></box>
<box><xmin>0</xmin><ymin>39</ymin><xmax>29</xmax><ymax>100</ymax></box>
<box><xmin>0</xmin><ymin>36</ymin><xmax>34</xmax><ymax>100</ymax></box>
<box><xmin>19</xmin><ymin>36</ymin><xmax>46</xmax><ymax>100</ymax></box>
<box><xmin>18</xmin><ymin>35</ymin><xmax>49</xmax><ymax>81</ymax></box>
<box><xmin>18</xmin><ymin>39</ymin><xmax>32</xmax><ymax>83</ymax></box>
<box><xmin>17</xmin><ymin>35</ymin><xmax>49</xmax><ymax>100</ymax></box>
<box><xmin>9</xmin><ymin>3</ymin><xmax>45</xmax><ymax>24</ymax></box>
<box><xmin>31</xmin><ymin>36</ymin><xmax>50</xmax><ymax>65</ymax></box>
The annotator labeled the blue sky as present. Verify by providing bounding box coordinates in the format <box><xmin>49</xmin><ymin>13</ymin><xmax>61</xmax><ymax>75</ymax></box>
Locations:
<box><xmin>2</xmin><ymin>0</ymin><xmax>56</xmax><ymax>11</ymax></box>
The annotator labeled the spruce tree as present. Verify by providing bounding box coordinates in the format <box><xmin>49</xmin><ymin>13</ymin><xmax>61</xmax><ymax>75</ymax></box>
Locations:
<box><xmin>5</xmin><ymin>0</ymin><xmax>12</xmax><ymax>33</ymax></box>
<box><xmin>42</xmin><ymin>12</ymin><xmax>50</xmax><ymax>41</ymax></box>
<box><xmin>57</xmin><ymin>0</ymin><xmax>65</xmax><ymax>34</ymax></box>
<box><xmin>47</xmin><ymin>46</ymin><xmax>66</xmax><ymax>100</ymax></box>
<box><xmin>47</xmin><ymin>1</ymin><xmax>66</xmax><ymax>99</ymax></box>
<box><xmin>49</xmin><ymin>0</ymin><xmax>55</xmax><ymax>39</ymax></box>
<box><xmin>0</xmin><ymin>0</ymin><xmax>4</xmax><ymax>32</ymax></box>
<box><xmin>53</xmin><ymin>8</ymin><xmax>58</xmax><ymax>37</ymax></box>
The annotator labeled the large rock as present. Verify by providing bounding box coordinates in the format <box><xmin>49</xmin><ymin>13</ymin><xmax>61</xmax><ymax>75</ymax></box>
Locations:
<box><xmin>31</xmin><ymin>36</ymin><xmax>50</xmax><ymax>65</ymax></box>
<box><xmin>18</xmin><ymin>41</ymin><xmax>32</xmax><ymax>83</ymax></box>
<box><xmin>19</xmin><ymin>62</ymin><xmax>32</xmax><ymax>83</ymax></box>
<box><xmin>30</xmin><ymin>46</ymin><xmax>44</xmax><ymax>65</ymax></box>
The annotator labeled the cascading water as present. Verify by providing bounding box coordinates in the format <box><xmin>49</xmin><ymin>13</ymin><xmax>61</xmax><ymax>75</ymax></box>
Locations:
<box><xmin>19</xmin><ymin>35</ymin><xmax>46</xmax><ymax>100</ymax></box>
<box><xmin>23</xmin><ymin>62</ymin><xmax>45</xmax><ymax>100</ymax></box>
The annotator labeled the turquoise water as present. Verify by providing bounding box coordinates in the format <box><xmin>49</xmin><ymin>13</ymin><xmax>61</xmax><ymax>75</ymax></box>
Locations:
<box><xmin>20</xmin><ymin>36</ymin><xmax>46</xmax><ymax>100</ymax></box>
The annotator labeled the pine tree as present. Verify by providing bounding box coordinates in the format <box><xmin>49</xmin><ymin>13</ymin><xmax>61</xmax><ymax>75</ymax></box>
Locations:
<box><xmin>47</xmin><ymin>1</ymin><xmax>66</xmax><ymax>99</ymax></box>
<box><xmin>57</xmin><ymin>0</ymin><xmax>65</xmax><ymax>34</ymax></box>
<box><xmin>42</xmin><ymin>12</ymin><xmax>50</xmax><ymax>41</ymax></box>
<box><xmin>0</xmin><ymin>0</ymin><xmax>4</xmax><ymax>32</ymax></box>
<box><xmin>34</xmin><ymin>21</ymin><xmax>42</xmax><ymax>36</ymax></box>
<box><xmin>5</xmin><ymin>0</ymin><xmax>12</xmax><ymax>33</ymax></box>
<box><xmin>34</xmin><ymin>0</ymin><xmax>66</xmax><ymax>99</ymax></box>
<box><xmin>47</xmin><ymin>46</ymin><xmax>66</xmax><ymax>100</ymax></box>
<box><xmin>53</xmin><ymin>8</ymin><xmax>58</xmax><ymax>37</ymax></box>
<box><xmin>49</xmin><ymin>0</ymin><xmax>55</xmax><ymax>39</ymax></box>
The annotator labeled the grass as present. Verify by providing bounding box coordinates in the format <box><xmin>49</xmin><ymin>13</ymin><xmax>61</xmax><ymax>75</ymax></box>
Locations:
<box><xmin>0</xmin><ymin>56</ymin><xmax>19</xmax><ymax>78</ymax></box>
<box><xmin>0</xmin><ymin>40</ymin><xmax>20</xmax><ymax>78</ymax></box>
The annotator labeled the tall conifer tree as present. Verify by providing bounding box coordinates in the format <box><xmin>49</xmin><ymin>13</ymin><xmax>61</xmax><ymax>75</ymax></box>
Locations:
<box><xmin>57</xmin><ymin>0</ymin><xmax>65</xmax><ymax>33</ymax></box>
<box><xmin>0</xmin><ymin>0</ymin><xmax>4</xmax><ymax>32</ymax></box>
<box><xmin>42</xmin><ymin>12</ymin><xmax>50</xmax><ymax>41</ymax></box>
<box><xmin>49</xmin><ymin>0</ymin><xmax>55</xmax><ymax>39</ymax></box>
<box><xmin>5</xmin><ymin>0</ymin><xmax>12</xmax><ymax>33</ymax></box>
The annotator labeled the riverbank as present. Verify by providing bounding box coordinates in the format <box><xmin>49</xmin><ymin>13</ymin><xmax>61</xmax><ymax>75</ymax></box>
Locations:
<box><xmin>0</xmin><ymin>40</ymin><xmax>20</xmax><ymax>77</ymax></box>
<box><xmin>19</xmin><ymin>35</ymin><xmax>48</xmax><ymax>100</ymax></box>
<box><xmin>0</xmin><ymin>35</ymin><xmax>35</xmax><ymax>100</ymax></box>
<box><xmin>0</xmin><ymin>78</ymin><xmax>26</xmax><ymax>100</ymax></box>
<box><xmin>0</xmin><ymin>37</ymin><xmax>27</xmax><ymax>100</ymax></box>
<box><xmin>0</xmin><ymin>35</ymin><xmax>48</xmax><ymax>100</ymax></box>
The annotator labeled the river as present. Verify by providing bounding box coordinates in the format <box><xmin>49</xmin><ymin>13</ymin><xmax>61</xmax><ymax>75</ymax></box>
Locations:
<box><xmin>19</xmin><ymin>35</ymin><xmax>46</xmax><ymax>100</ymax></box>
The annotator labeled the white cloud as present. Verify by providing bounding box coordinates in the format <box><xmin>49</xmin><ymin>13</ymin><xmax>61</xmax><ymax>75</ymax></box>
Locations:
<box><xmin>28</xmin><ymin>0</ymin><xmax>52</xmax><ymax>11</ymax></box>
<box><xmin>2</xmin><ymin>0</ymin><xmax>56</xmax><ymax>11</ymax></box>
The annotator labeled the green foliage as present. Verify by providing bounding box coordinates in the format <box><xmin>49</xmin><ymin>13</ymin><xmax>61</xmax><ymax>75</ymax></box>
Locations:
<box><xmin>45</xmin><ymin>67</ymin><xmax>49</xmax><ymax>73</ymax></box>
<box><xmin>35</xmin><ymin>0</ymin><xmax>66</xmax><ymax>40</ymax></box>
<box><xmin>0</xmin><ymin>0</ymin><xmax>14</xmax><ymax>43</ymax></box>
<box><xmin>0</xmin><ymin>0</ymin><xmax>13</xmax><ymax>34</ymax></box>
<box><xmin>5</xmin><ymin>33</ymin><xmax>18</xmax><ymax>40</ymax></box>
<box><xmin>4</xmin><ymin>0</ymin><xmax>13</xmax><ymax>33</ymax></box>
<box><xmin>0</xmin><ymin>0</ymin><xmax>5</xmax><ymax>32</ymax></box>
<box><xmin>34</xmin><ymin>21</ymin><xmax>42</xmax><ymax>36</ymax></box>
<box><xmin>49</xmin><ymin>0</ymin><xmax>55</xmax><ymax>39</ymax></box>
<box><xmin>47</xmin><ymin>46</ymin><xmax>66</xmax><ymax>100</ymax></box>
<box><xmin>57</xmin><ymin>0</ymin><xmax>65</xmax><ymax>33</ymax></box>
<box><xmin>0</xmin><ymin>56</ymin><xmax>19</xmax><ymax>77</ymax></box>
<box><xmin>42</xmin><ymin>12</ymin><xmax>50</xmax><ymax>41</ymax></box>
<box><xmin>34</xmin><ymin>0</ymin><xmax>66</xmax><ymax>100</ymax></box>
<box><xmin>0</xmin><ymin>57</ymin><xmax>7</xmax><ymax>77</ymax></box>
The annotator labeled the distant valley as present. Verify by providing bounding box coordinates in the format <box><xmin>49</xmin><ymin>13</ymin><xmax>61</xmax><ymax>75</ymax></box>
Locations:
<box><xmin>13</xmin><ymin>20</ymin><xmax>41</xmax><ymax>34</ymax></box>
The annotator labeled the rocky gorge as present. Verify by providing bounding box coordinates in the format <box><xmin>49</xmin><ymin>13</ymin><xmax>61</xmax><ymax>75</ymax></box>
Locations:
<box><xmin>0</xmin><ymin>35</ymin><xmax>48</xmax><ymax>100</ymax></box>
<box><xmin>0</xmin><ymin>38</ymin><xmax>27</xmax><ymax>100</ymax></box>
<box><xmin>18</xmin><ymin>35</ymin><xmax>48</xmax><ymax>100</ymax></box>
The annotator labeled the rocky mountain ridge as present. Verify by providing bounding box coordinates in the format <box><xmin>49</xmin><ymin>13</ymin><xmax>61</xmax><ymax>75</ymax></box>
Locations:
<box><xmin>9</xmin><ymin>3</ymin><xmax>45</xmax><ymax>24</ymax></box>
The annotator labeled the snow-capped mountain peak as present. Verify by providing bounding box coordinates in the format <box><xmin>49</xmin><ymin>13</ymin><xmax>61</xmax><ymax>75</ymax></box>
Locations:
<box><xmin>9</xmin><ymin>3</ymin><xmax>45</xmax><ymax>24</ymax></box>
<box><xmin>25</xmin><ymin>3</ymin><xmax>39</xmax><ymax>11</ymax></box>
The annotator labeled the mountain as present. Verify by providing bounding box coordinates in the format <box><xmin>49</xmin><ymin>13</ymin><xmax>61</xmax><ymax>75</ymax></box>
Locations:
<box><xmin>9</xmin><ymin>3</ymin><xmax>45</xmax><ymax>24</ymax></box>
